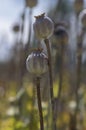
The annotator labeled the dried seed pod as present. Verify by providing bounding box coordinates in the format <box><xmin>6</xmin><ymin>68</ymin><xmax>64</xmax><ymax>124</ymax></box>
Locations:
<box><xmin>74</xmin><ymin>0</ymin><xmax>84</xmax><ymax>15</ymax></box>
<box><xmin>26</xmin><ymin>49</ymin><xmax>48</xmax><ymax>77</ymax></box>
<box><xmin>79</xmin><ymin>9</ymin><xmax>86</xmax><ymax>28</ymax></box>
<box><xmin>25</xmin><ymin>0</ymin><xmax>37</xmax><ymax>8</ymax></box>
<box><xmin>54</xmin><ymin>25</ymin><xmax>68</xmax><ymax>44</ymax></box>
<box><xmin>33</xmin><ymin>13</ymin><xmax>54</xmax><ymax>40</ymax></box>
<box><xmin>12</xmin><ymin>23</ymin><xmax>20</xmax><ymax>33</ymax></box>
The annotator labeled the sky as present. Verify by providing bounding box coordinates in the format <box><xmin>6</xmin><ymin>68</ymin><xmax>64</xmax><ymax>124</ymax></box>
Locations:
<box><xmin>0</xmin><ymin>0</ymin><xmax>56</xmax><ymax>34</ymax></box>
<box><xmin>0</xmin><ymin>0</ymin><xmax>57</xmax><ymax>61</ymax></box>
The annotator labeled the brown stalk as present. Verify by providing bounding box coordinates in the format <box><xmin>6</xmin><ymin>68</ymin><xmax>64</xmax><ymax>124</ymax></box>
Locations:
<box><xmin>44</xmin><ymin>38</ymin><xmax>56</xmax><ymax>130</ymax></box>
<box><xmin>25</xmin><ymin>9</ymin><xmax>32</xmax><ymax>54</ymax></box>
<box><xmin>58</xmin><ymin>43</ymin><xmax>64</xmax><ymax>100</ymax></box>
<box><xmin>54</xmin><ymin>42</ymin><xmax>65</xmax><ymax>130</ymax></box>
<box><xmin>55</xmin><ymin>43</ymin><xmax>65</xmax><ymax>118</ymax></box>
<box><xmin>28</xmin><ymin>9</ymin><xmax>32</xmax><ymax>49</ymax></box>
<box><xmin>18</xmin><ymin>8</ymin><xmax>26</xmax><ymax>88</ymax></box>
<box><xmin>69</xmin><ymin>28</ymin><xmax>85</xmax><ymax>130</ymax></box>
<box><xmin>75</xmin><ymin>29</ymin><xmax>85</xmax><ymax>116</ymax></box>
<box><xmin>36</xmin><ymin>77</ymin><xmax>44</xmax><ymax>130</ymax></box>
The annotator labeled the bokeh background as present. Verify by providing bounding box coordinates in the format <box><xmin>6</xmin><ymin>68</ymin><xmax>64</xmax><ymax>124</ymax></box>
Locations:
<box><xmin>0</xmin><ymin>0</ymin><xmax>86</xmax><ymax>130</ymax></box>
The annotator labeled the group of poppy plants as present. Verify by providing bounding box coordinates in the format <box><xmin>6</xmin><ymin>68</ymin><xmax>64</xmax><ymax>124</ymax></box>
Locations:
<box><xmin>25</xmin><ymin>0</ymin><xmax>86</xmax><ymax>130</ymax></box>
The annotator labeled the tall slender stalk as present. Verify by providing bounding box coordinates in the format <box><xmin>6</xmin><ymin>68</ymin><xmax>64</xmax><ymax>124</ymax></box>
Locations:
<box><xmin>44</xmin><ymin>38</ymin><xmax>56</xmax><ymax>130</ymax></box>
<box><xmin>29</xmin><ymin>80</ymin><xmax>37</xmax><ymax>130</ymax></box>
<box><xmin>20</xmin><ymin>7</ymin><xmax>26</xmax><ymax>43</ymax></box>
<box><xmin>69</xmin><ymin>28</ymin><xmax>85</xmax><ymax>130</ymax></box>
<box><xmin>36</xmin><ymin>77</ymin><xmax>44</xmax><ymax>130</ymax></box>
<box><xmin>25</xmin><ymin>9</ymin><xmax>32</xmax><ymax>58</ymax></box>
<box><xmin>54</xmin><ymin>43</ymin><xmax>65</xmax><ymax>125</ymax></box>
<box><xmin>18</xmin><ymin>8</ymin><xmax>26</xmax><ymax>89</ymax></box>
<box><xmin>75</xmin><ymin>29</ymin><xmax>85</xmax><ymax>116</ymax></box>
<box><xmin>58</xmin><ymin>43</ymin><xmax>64</xmax><ymax>99</ymax></box>
<box><xmin>27</xmin><ymin>9</ymin><xmax>32</xmax><ymax>51</ymax></box>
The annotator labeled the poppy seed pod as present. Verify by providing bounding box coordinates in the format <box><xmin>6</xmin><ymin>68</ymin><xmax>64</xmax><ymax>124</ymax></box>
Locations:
<box><xmin>26</xmin><ymin>49</ymin><xmax>48</xmax><ymax>77</ymax></box>
<box><xmin>79</xmin><ymin>9</ymin><xmax>86</xmax><ymax>28</ymax></box>
<box><xmin>25</xmin><ymin>0</ymin><xmax>37</xmax><ymax>8</ymax></box>
<box><xmin>33</xmin><ymin>13</ymin><xmax>54</xmax><ymax>40</ymax></box>
<box><xmin>54</xmin><ymin>25</ymin><xmax>68</xmax><ymax>44</ymax></box>
<box><xmin>12</xmin><ymin>24</ymin><xmax>20</xmax><ymax>33</ymax></box>
<box><xmin>74</xmin><ymin>0</ymin><xmax>83</xmax><ymax>15</ymax></box>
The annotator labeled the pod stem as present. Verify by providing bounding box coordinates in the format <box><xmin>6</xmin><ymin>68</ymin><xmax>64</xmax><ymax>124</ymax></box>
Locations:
<box><xmin>55</xmin><ymin>43</ymin><xmax>65</xmax><ymax>124</ymax></box>
<box><xmin>26</xmin><ymin>9</ymin><xmax>32</xmax><ymax>52</ymax></box>
<box><xmin>58</xmin><ymin>43</ymin><xmax>64</xmax><ymax>99</ymax></box>
<box><xmin>17</xmin><ymin>8</ymin><xmax>26</xmax><ymax>89</ymax></box>
<box><xmin>44</xmin><ymin>38</ymin><xmax>56</xmax><ymax>130</ymax></box>
<box><xmin>75</xmin><ymin>29</ymin><xmax>84</xmax><ymax>117</ymax></box>
<box><xmin>36</xmin><ymin>77</ymin><xmax>44</xmax><ymax>130</ymax></box>
<box><xmin>20</xmin><ymin>7</ymin><xmax>26</xmax><ymax>43</ymax></box>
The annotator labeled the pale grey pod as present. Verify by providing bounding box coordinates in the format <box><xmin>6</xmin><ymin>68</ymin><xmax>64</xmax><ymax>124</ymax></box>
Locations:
<box><xmin>26</xmin><ymin>51</ymin><xmax>48</xmax><ymax>77</ymax></box>
<box><xmin>33</xmin><ymin>13</ymin><xmax>54</xmax><ymax>40</ymax></box>
<box><xmin>25</xmin><ymin>0</ymin><xmax>37</xmax><ymax>8</ymax></box>
<box><xmin>79</xmin><ymin>9</ymin><xmax>86</xmax><ymax>28</ymax></box>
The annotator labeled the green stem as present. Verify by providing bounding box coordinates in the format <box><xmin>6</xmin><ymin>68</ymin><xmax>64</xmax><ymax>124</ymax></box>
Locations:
<box><xmin>44</xmin><ymin>39</ymin><xmax>56</xmax><ymax>130</ymax></box>
<box><xmin>36</xmin><ymin>77</ymin><xmax>44</xmax><ymax>130</ymax></box>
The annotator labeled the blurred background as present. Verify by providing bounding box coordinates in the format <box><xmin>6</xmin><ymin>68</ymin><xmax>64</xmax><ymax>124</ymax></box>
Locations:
<box><xmin>0</xmin><ymin>0</ymin><xmax>86</xmax><ymax>130</ymax></box>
